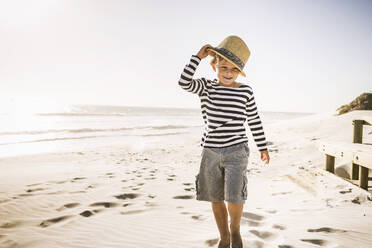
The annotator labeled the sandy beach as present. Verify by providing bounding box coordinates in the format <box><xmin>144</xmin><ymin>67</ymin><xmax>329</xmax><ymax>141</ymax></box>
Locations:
<box><xmin>1</xmin><ymin>110</ymin><xmax>372</xmax><ymax>248</ymax></box>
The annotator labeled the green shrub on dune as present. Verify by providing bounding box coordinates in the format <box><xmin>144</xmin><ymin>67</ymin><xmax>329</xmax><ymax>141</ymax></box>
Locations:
<box><xmin>337</xmin><ymin>93</ymin><xmax>372</xmax><ymax>115</ymax></box>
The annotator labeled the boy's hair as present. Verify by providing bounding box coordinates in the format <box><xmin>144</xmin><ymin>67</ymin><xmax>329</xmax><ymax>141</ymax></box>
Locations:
<box><xmin>209</xmin><ymin>53</ymin><xmax>225</xmax><ymax>67</ymax></box>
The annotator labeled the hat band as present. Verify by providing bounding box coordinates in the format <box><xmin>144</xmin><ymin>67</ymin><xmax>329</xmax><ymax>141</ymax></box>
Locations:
<box><xmin>215</xmin><ymin>47</ymin><xmax>245</xmax><ymax>70</ymax></box>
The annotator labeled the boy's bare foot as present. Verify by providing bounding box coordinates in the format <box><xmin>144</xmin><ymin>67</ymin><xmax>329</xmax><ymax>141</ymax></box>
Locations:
<box><xmin>218</xmin><ymin>239</ymin><xmax>231</xmax><ymax>248</ymax></box>
<box><xmin>231</xmin><ymin>231</ymin><xmax>243</xmax><ymax>248</ymax></box>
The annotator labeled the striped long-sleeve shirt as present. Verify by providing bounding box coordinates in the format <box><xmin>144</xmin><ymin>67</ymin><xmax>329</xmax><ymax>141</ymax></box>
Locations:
<box><xmin>178</xmin><ymin>55</ymin><xmax>268</xmax><ymax>152</ymax></box>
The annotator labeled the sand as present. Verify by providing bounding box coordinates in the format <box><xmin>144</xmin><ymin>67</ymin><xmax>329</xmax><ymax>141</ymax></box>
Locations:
<box><xmin>0</xmin><ymin>110</ymin><xmax>371</xmax><ymax>248</ymax></box>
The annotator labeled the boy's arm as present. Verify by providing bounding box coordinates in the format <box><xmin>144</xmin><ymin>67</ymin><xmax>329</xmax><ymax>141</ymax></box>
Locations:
<box><xmin>246</xmin><ymin>90</ymin><xmax>268</xmax><ymax>152</ymax></box>
<box><xmin>178</xmin><ymin>55</ymin><xmax>206</xmax><ymax>96</ymax></box>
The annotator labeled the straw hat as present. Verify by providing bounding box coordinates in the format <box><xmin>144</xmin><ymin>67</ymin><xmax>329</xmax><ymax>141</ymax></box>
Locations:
<box><xmin>207</xmin><ymin>35</ymin><xmax>250</xmax><ymax>77</ymax></box>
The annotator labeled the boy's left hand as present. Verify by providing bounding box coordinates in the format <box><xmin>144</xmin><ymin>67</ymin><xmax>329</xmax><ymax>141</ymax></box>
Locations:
<box><xmin>260</xmin><ymin>150</ymin><xmax>270</xmax><ymax>164</ymax></box>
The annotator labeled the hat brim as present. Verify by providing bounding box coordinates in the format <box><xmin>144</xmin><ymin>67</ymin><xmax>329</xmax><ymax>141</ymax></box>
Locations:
<box><xmin>207</xmin><ymin>48</ymin><xmax>246</xmax><ymax>77</ymax></box>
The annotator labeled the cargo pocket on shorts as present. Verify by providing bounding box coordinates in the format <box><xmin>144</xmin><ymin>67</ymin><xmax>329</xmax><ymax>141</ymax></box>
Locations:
<box><xmin>242</xmin><ymin>174</ymin><xmax>248</xmax><ymax>199</ymax></box>
<box><xmin>195</xmin><ymin>174</ymin><xmax>200</xmax><ymax>195</ymax></box>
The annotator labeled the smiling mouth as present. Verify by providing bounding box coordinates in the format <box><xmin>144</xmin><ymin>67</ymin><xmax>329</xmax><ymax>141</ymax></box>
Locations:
<box><xmin>224</xmin><ymin>77</ymin><xmax>233</xmax><ymax>80</ymax></box>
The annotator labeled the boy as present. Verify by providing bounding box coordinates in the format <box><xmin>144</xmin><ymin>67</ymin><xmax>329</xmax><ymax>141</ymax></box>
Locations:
<box><xmin>178</xmin><ymin>36</ymin><xmax>270</xmax><ymax>248</ymax></box>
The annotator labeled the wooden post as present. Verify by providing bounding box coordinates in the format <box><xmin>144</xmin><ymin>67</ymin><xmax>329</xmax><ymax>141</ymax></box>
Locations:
<box><xmin>366</xmin><ymin>93</ymin><xmax>372</xmax><ymax>110</ymax></box>
<box><xmin>353</xmin><ymin>120</ymin><xmax>364</xmax><ymax>143</ymax></box>
<box><xmin>326</xmin><ymin>154</ymin><xmax>335</xmax><ymax>173</ymax></box>
<box><xmin>352</xmin><ymin>120</ymin><xmax>364</xmax><ymax>180</ymax></box>
<box><xmin>359</xmin><ymin>166</ymin><xmax>369</xmax><ymax>190</ymax></box>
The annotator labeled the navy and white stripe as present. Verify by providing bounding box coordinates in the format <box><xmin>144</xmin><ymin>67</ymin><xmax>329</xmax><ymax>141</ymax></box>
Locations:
<box><xmin>178</xmin><ymin>55</ymin><xmax>268</xmax><ymax>151</ymax></box>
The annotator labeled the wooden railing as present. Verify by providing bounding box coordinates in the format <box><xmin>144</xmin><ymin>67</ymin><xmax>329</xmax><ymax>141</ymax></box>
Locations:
<box><xmin>319</xmin><ymin>115</ymin><xmax>372</xmax><ymax>190</ymax></box>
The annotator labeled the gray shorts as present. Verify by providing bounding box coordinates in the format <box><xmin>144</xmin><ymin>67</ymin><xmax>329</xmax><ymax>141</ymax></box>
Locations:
<box><xmin>195</xmin><ymin>142</ymin><xmax>250</xmax><ymax>205</ymax></box>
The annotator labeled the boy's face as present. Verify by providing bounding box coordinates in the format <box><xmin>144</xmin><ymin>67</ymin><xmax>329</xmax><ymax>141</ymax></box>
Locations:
<box><xmin>212</xmin><ymin>58</ymin><xmax>241</xmax><ymax>85</ymax></box>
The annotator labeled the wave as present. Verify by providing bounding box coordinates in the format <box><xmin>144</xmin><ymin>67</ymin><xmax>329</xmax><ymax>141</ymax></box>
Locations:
<box><xmin>37</xmin><ymin>113</ymin><xmax>128</xmax><ymax>117</ymax></box>
<box><xmin>0</xmin><ymin>135</ymin><xmax>101</xmax><ymax>145</ymax></box>
<box><xmin>0</xmin><ymin>132</ymin><xmax>187</xmax><ymax>146</ymax></box>
<box><xmin>0</xmin><ymin>125</ymin><xmax>201</xmax><ymax>136</ymax></box>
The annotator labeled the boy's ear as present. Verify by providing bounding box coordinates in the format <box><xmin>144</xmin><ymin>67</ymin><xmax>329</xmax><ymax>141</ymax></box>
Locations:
<box><xmin>211</xmin><ymin>64</ymin><xmax>216</xmax><ymax>72</ymax></box>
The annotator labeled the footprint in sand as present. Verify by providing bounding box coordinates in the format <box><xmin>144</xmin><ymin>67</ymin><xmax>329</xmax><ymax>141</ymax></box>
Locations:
<box><xmin>144</xmin><ymin>201</ymin><xmax>158</xmax><ymax>207</ymax></box>
<box><xmin>47</xmin><ymin>190</ymin><xmax>67</xmax><ymax>195</ymax></box>
<box><xmin>17</xmin><ymin>193</ymin><xmax>35</xmax><ymax>197</ymax></box>
<box><xmin>55</xmin><ymin>180</ymin><xmax>68</xmax><ymax>184</ymax></box>
<box><xmin>272</xmin><ymin>224</ymin><xmax>286</xmax><ymax>230</ymax></box>
<box><xmin>339</xmin><ymin>188</ymin><xmax>352</xmax><ymax>194</ymax></box>
<box><xmin>114</xmin><ymin>193</ymin><xmax>141</xmax><ymax>200</ymax></box>
<box><xmin>191</xmin><ymin>214</ymin><xmax>206</xmax><ymax>221</ymax></box>
<box><xmin>80</xmin><ymin>210</ymin><xmax>94</xmax><ymax>217</ymax></box>
<box><xmin>307</xmin><ymin>227</ymin><xmax>346</xmax><ymax>233</ymax></box>
<box><xmin>0</xmin><ymin>220</ymin><xmax>23</xmax><ymax>229</ymax></box>
<box><xmin>39</xmin><ymin>215</ymin><xmax>73</xmax><ymax>228</ymax></box>
<box><xmin>183</xmin><ymin>183</ymin><xmax>192</xmax><ymax>186</ymax></box>
<box><xmin>300</xmin><ymin>239</ymin><xmax>332</xmax><ymax>246</ymax></box>
<box><xmin>120</xmin><ymin>209</ymin><xmax>147</xmax><ymax>215</ymax></box>
<box><xmin>351</xmin><ymin>196</ymin><xmax>364</xmax><ymax>204</ymax></box>
<box><xmin>241</xmin><ymin>212</ymin><xmax>265</xmax><ymax>227</ymax></box>
<box><xmin>249</xmin><ymin>230</ymin><xmax>277</xmax><ymax>240</ymax></box>
<box><xmin>56</xmin><ymin>202</ymin><xmax>80</xmax><ymax>211</ymax></box>
<box><xmin>205</xmin><ymin>238</ymin><xmax>219</xmax><ymax>247</ymax></box>
<box><xmin>89</xmin><ymin>202</ymin><xmax>119</xmax><ymax>208</ymax></box>
<box><xmin>173</xmin><ymin>195</ymin><xmax>194</xmax><ymax>199</ymax></box>
<box><xmin>242</xmin><ymin>212</ymin><xmax>265</xmax><ymax>221</ymax></box>
<box><xmin>180</xmin><ymin>211</ymin><xmax>192</xmax><ymax>215</ymax></box>
<box><xmin>242</xmin><ymin>220</ymin><xmax>263</xmax><ymax>227</ymax></box>
<box><xmin>26</xmin><ymin>183</ymin><xmax>43</xmax><ymax>187</ymax></box>
<box><xmin>26</xmin><ymin>187</ymin><xmax>48</xmax><ymax>193</ymax></box>
<box><xmin>242</xmin><ymin>240</ymin><xmax>265</xmax><ymax>248</ymax></box>
<box><xmin>70</xmin><ymin>177</ymin><xmax>86</xmax><ymax>182</ymax></box>
<box><xmin>184</xmin><ymin>187</ymin><xmax>195</xmax><ymax>191</ymax></box>
<box><xmin>80</xmin><ymin>208</ymin><xmax>105</xmax><ymax>215</ymax></box>
<box><xmin>278</xmin><ymin>245</ymin><xmax>294</xmax><ymax>248</ymax></box>
<box><xmin>105</xmin><ymin>172</ymin><xmax>115</xmax><ymax>178</ymax></box>
<box><xmin>167</xmin><ymin>174</ymin><xmax>176</xmax><ymax>181</ymax></box>
<box><xmin>85</xmin><ymin>184</ymin><xmax>96</xmax><ymax>190</ymax></box>
<box><xmin>264</xmin><ymin>209</ymin><xmax>277</xmax><ymax>214</ymax></box>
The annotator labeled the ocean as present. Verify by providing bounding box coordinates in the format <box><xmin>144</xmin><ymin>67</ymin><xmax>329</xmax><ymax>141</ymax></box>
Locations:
<box><xmin>0</xmin><ymin>104</ymin><xmax>313</xmax><ymax>158</ymax></box>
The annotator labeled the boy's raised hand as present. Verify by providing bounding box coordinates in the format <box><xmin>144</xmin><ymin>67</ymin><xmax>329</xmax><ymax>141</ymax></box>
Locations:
<box><xmin>197</xmin><ymin>44</ymin><xmax>214</xmax><ymax>59</ymax></box>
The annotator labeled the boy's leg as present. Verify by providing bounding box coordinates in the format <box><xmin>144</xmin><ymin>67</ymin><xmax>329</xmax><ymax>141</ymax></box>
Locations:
<box><xmin>211</xmin><ymin>201</ymin><xmax>230</xmax><ymax>246</ymax></box>
<box><xmin>227</xmin><ymin>202</ymin><xmax>244</xmax><ymax>248</ymax></box>
<box><xmin>227</xmin><ymin>202</ymin><xmax>243</xmax><ymax>231</ymax></box>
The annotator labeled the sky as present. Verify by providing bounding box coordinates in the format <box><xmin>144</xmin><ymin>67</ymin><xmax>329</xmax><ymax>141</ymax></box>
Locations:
<box><xmin>0</xmin><ymin>0</ymin><xmax>371</xmax><ymax>114</ymax></box>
